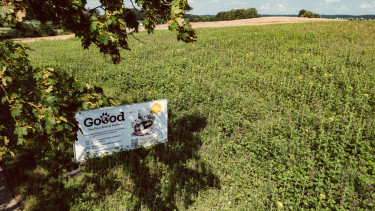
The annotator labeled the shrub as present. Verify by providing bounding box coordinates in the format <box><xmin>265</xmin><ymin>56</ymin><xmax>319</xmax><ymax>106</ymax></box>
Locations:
<box><xmin>1</xmin><ymin>23</ymin><xmax>58</xmax><ymax>39</ymax></box>
<box><xmin>38</xmin><ymin>23</ymin><xmax>56</xmax><ymax>37</ymax></box>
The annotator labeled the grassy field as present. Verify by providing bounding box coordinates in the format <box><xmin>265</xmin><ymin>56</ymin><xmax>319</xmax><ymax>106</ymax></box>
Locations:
<box><xmin>3</xmin><ymin>21</ymin><xmax>375</xmax><ymax>210</ymax></box>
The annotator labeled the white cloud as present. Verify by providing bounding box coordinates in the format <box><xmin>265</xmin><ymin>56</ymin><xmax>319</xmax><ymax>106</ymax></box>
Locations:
<box><xmin>232</xmin><ymin>2</ymin><xmax>250</xmax><ymax>5</ymax></box>
<box><xmin>325</xmin><ymin>0</ymin><xmax>341</xmax><ymax>3</ymax></box>
<box><xmin>338</xmin><ymin>5</ymin><xmax>348</xmax><ymax>11</ymax></box>
<box><xmin>260</xmin><ymin>3</ymin><xmax>271</xmax><ymax>10</ymax></box>
<box><xmin>276</xmin><ymin>4</ymin><xmax>286</xmax><ymax>12</ymax></box>
<box><xmin>360</xmin><ymin>3</ymin><xmax>372</xmax><ymax>9</ymax></box>
<box><xmin>260</xmin><ymin>2</ymin><xmax>286</xmax><ymax>11</ymax></box>
<box><xmin>359</xmin><ymin>1</ymin><xmax>375</xmax><ymax>9</ymax></box>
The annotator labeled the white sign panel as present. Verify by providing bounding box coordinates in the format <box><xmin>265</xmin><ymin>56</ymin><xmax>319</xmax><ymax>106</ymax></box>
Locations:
<box><xmin>74</xmin><ymin>99</ymin><xmax>168</xmax><ymax>162</ymax></box>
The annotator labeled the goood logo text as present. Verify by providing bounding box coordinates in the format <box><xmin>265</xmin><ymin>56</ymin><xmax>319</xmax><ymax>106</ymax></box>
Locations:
<box><xmin>84</xmin><ymin>112</ymin><xmax>125</xmax><ymax>127</ymax></box>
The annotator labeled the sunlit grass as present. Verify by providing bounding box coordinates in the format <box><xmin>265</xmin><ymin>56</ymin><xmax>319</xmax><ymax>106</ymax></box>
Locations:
<box><xmin>3</xmin><ymin>20</ymin><xmax>375</xmax><ymax>210</ymax></box>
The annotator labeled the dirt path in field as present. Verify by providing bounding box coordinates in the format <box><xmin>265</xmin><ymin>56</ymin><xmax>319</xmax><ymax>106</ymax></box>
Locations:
<box><xmin>11</xmin><ymin>17</ymin><xmax>344</xmax><ymax>43</ymax></box>
<box><xmin>11</xmin><ymin>34</ymin><xmax>76</xmax><ymax>43</ymax></box>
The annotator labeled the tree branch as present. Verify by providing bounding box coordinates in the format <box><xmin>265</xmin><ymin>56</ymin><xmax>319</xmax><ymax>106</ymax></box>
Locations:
<box><xmin>129</xmin><ymin>0</ymin><xmax>140</xmax><ymax>12</ymax></box>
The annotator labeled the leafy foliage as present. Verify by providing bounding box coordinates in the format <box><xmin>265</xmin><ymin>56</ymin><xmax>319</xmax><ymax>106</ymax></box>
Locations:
<box><xmin>0</xmin><ymin>40</ymin><xmax>115</xmax><ymax>163</ymax></box>
<box><xmin>0</xmin><ymin>22</ymin><xmax>56</xmax><ymax>39</ymax></box>
<box><xmin>299</xmin><ymin>9</ymin><xmax>320</xmax><ymax>18</ymax></box>
<box><xmin>215</xmin><ymin>8</ymin><xmax>260</xmax><ymax>21</ymax></box>
<box><xmin>184</xmin><ymin>8</ymin><xmax>261</xmax><ymax>22</ymax></box>
<box><xmin>0</xmin><ymin>0</ymin><xmax>197</xmax><ymax>63</ymax></box>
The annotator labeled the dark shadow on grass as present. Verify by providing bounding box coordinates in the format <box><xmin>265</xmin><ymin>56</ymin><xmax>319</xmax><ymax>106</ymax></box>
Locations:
<box><xmin>84</xmin><ymin>112</ymin><xmax>220</xmax><ymax>210</ymax></box>
<box><xmin>2</xmin><ymin>112</ymin><xmax>220</xmax><ymax>210</ymax></box>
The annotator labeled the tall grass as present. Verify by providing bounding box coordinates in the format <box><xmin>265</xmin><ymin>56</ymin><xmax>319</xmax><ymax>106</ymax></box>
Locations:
<box><xmin>3</xmin><ymin>21</ymin><xmax>375</xmax><ymax>210</ymax></box>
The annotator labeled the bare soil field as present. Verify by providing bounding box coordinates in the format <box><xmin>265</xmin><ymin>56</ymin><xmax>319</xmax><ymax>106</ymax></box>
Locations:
<box><xmin>11</xmin><ymin>17</ymin><xmax>345</xmax><ymax>43</ymax></box>
<box><xmin>155</xmin><ymin>16</ymin><xmax>345</xmax><ymax>30</ymax></box>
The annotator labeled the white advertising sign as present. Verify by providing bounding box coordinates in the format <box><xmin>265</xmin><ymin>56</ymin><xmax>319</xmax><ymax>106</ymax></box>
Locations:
<box><xmin>74</xmin><ymin>99</ymin><xmax>168</xmax><ymax>162</ymax></box>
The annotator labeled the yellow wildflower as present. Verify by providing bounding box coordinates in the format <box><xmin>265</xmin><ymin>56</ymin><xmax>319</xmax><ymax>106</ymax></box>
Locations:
<box><xmin>328</xmin><ymin>117</ymin><xmax>334</xmax><ymax>122</ymax></box>
<box><xmin>319</xmin><ymin>193</ymin><xmax>326</xmax><ymax>199</ymax></box>
<box><xmin>298</xmin><ymin>76</ymin><xmax>303</xmax><ymax>80</ymax></box>
<box><xmin>277</xmin><ymin>201</ymin><xmax>284</xmax><ymax>208</ymax></box>
<box><xmin>309</xmin><ymin>82</ymin><xmax>314</xmax><ymax>86</ymax></box>
<box><xmin>324</xmin><ymin>73</ymin><xmax>328</xmax><ymax>77</ymax></box>
<box><xmin>246</xmin><ymin>52</ymin><xmax>254</xmax><ymax>57</ymax></box>
<box><xmin>364</xmin><ymin>93</ymin><xmax>369</xmax><ymax>98</ymax></box>
<box><xmin>348</xmin><ymin>86</ymin><xmax>353</xmax><ymax>90</ymax></box>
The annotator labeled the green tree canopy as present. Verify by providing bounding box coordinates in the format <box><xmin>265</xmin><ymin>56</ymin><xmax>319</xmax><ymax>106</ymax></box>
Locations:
<box><xmin>298</xmin><ymin>9</ymin><xmax>320</xmax><ymax>18</ymax></box>
<box><xmin>0</xmin><ymin>0</ymin><xmax>197</xmax><ymax>63</ymax></box>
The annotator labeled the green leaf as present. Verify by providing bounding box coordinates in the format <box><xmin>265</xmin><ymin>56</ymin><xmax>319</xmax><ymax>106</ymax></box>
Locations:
<box><xmin>72</xmin><ymin>81</ymin><xmax>84</xmax><ymax>92</ymax></box>
<box><xmin>90</xmin><ymin>22</ymin><xmax>97</xmax><ymax>33</ymax></box>
<box><xmin>15</xmin><ymin>127</ymin><xmax>27</xmax><ymax>138</ymax></box>
<box><xmin>1</xmin><ymin>77</ymin><xmax>6</xmax><ymax>86</ymax></box>
<box><xmin>172</xmin><ymin>5</ymin><xmax>182</xmax><ymax>15</ymax></box>
<box><xmin>143</xmin><ymin>19</ymin><xmax>149</xmax><ymax>26</ymax></box>
<box><xmin>45</xmin><ymin>86</ymin><xmax>53</xmax><ymax>93</ymax></box>
<box><xmin>107</xmin><ymin>18</ymin><xmax>112</xmax><ymax>25</ymax></box>
<box><xmin>17</xmin><ymin>138</ymin><xmax>24</xmax><ymax>145</ymax></box>
<box><xmin>33</xmin><ymin>73</ymin><xmax>43</xmax><ymax>80</ymax></box>
<box><xmin>169</xmin><ymin>22</ymin><xmax>178</xmax><ymax>31</ymax></box>
<box><xmin>110</xmin><ymin>16</ymin><xmax>118</xmax><ymax>25</ymax></box>
<box><xmin>102</xmin><ymin>35</ymin><xmax>109</xmax><ymax>45</ymax></box>
<box><xmin>0</xmin><ymin>6</ymin><xmax>11</xmax><ymax>19</ymax></box>
<box><xmin>46</xmin><ymin>116</ymin><xmax>56</xmax><ymax>126</ymax></box>
<box><xmin>176</xmin><ymin>17</ymin><xmax>184</xmax><ymax>26</ymax></box>
<box><xmin>46</xmin><ymin>96</ymin><xmax>56</xmax><ymax>104</ymax></box>
<box><xmin>56</xmin><ymin>124</ymin><xmax>64</xmax><ymax>131</ymax></box>
<box><xmin>11</xmin><ymin>108</ymin><xmax>22</xmax><ymax>117</ymax></box>
<box><xmin>96</xmin><ymin>34</ymin><xmax>104</xmax><ymax>42</ymax></box>
<box><xmin>1</xmin><ymin>96</ymin><xmax>6</xmax><ymax>104</ymax></box>
<box><xmin>82</xmin><ymin>102</ymin><xmax>88</xmax><ymax>110</ymax></box>
<box><xmin>90</xmin><ymin>15</ymin><xmax>98</xmax><ymax>22</ymax></box>
<box><xmin>9</xmin><ymin>53</ymin><xmax>19</xmax><ymax>59</ymax></box>
<box><xmin>137</xmin><ymin>0</ymin><xmax>144</xmax><ymax>6</ymax></box>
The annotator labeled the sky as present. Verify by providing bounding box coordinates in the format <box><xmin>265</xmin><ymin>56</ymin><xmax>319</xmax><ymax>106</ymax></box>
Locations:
<box><xmin>86</xmin><ymin>0</ymin><xmax>375</xmax><ymax>16</ymax></box>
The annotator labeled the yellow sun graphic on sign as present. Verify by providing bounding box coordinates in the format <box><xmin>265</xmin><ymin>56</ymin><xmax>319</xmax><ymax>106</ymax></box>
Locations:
<box><xmin>151</xmin><ymin>103</ymin><xmax>161</xmax><ymax>114</ymax></box>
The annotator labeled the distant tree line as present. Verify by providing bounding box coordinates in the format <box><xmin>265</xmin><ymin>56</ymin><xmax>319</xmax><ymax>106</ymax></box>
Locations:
<box><xmin>0</xmin><ymin>22</ymin><xmax>59</xmax><ymax>39</ymax></box>
<box><xmin>298</xmin><ymin>9</ymin><xmax>320</xmax><ymax>18</ymax></box>
<box><xmin>184</xmin><ymin>8</ymin><xmax>260</xmax><ymax>22</ymax></box>
<box><xmin>321</xmin><ymin>15</ymin><xmax>375</xmax><ymax>19</ymax></box>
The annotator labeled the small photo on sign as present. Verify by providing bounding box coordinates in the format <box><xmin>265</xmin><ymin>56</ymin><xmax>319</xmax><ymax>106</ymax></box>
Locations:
<box><xmin>131</xmin><ymin>110</ymin><xmax>157</xmax><ymax>137</ymax></box>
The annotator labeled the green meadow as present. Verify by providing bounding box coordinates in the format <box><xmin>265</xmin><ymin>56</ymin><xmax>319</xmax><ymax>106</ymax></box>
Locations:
<box><xmin>3</xmin><ymin>21</ymin><xmax>375</xmax><ymax>210</ymax></box>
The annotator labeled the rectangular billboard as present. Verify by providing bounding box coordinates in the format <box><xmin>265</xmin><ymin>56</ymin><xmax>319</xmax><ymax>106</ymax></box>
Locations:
<box><xmin>74</xmin><ymin>99</ymin><xmax>168</xmax><ymax>162</ymax></box>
